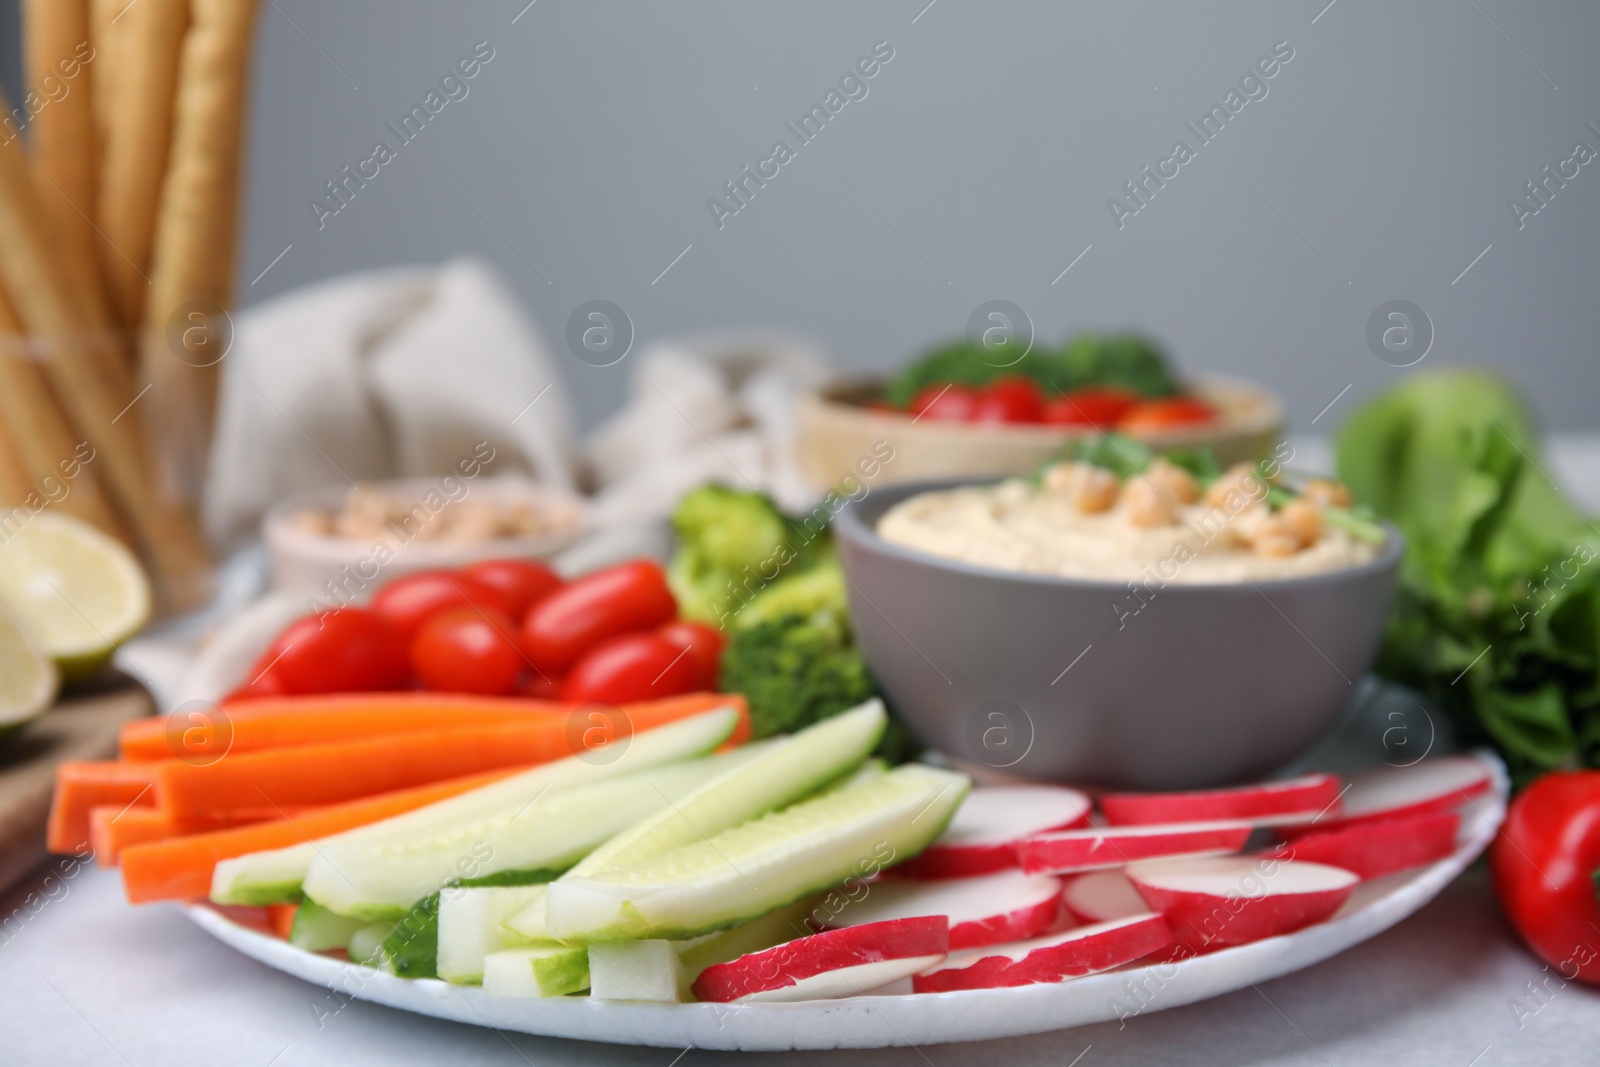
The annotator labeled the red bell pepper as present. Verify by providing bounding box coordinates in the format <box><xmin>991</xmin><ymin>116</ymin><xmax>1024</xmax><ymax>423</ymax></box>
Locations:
<box><xmin>1491</xmin><ymin>771</ymin><xmax>1600</xmax><ymax>985</ymax></box>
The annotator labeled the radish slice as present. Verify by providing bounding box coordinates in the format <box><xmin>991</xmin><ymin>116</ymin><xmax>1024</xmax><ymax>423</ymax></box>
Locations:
<box><xmin>1281</xmin><ymin>757</ymin><xmax>1492</xmax><ymax>836</ymax></box>
<box><xmin>1127</xmin><ymin>854</ymin><xmax>1358</xmax><ymax>953</ymax></box>
<box><xmin>896</xmin><ymin>786</ymin><xmax>1091</xmax><ymax>879</ymax></box>
<box><xmin>1101</xmin><ymin>773</ymin><xmax>1342</xmax><ymax>827</ymax></box>
<box><xmin>691</xmin><ymin>916</ymin><xmax>949</xmax><ymax>1003</ymax></box>
<box><xmin>1017</xmin><ymin>821</ymin><xmax>1254</xmax><ymax>874</ymax></box>
<box><xmin>1062</xmin><ymin>870</ymin><xmax>1147</xmax><ymax>925</ymax></box>
<box><xmin>820</xmin><ymin>869</ymin><xmax>1064</xmax><ymax>949</ymax></box>
<box><xmin>1269</xmin><ymin>810</ymin><xmax>1460</xmax><ymax>880</ymax></box>
<box><xmin>912</xmin><ymin>913</ymin><xmax>1172</xmax><ymax>993</ymax></box>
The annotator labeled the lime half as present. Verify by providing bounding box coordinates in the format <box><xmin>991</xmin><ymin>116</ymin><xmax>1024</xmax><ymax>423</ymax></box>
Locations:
<box><xmin>0</xmin><ymin>602</ymin><xmax>59</xmax><ymax>739</ymax></box>
<box><xmin>0</xmin><ymin>513</ymin><xmax>152</xmax><ymax>680</ymax></box>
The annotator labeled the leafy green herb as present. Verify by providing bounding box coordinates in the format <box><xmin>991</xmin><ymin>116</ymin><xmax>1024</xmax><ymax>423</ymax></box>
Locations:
<box><xmin>885</xmin><ymin>333</ymin><xmax>1179</xmax><ymax>408</ymax></box>
<box><xmin>1337</xmin><ymin>370</ymin><xmax>1600</xmax><ymax>784</ymax></box>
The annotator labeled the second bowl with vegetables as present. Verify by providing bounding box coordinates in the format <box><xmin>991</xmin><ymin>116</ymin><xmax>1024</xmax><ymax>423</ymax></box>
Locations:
<box><xmin>796</xmin><ymin>333</ymin><xmax>1284</xmax><ymax>489</ymax></box>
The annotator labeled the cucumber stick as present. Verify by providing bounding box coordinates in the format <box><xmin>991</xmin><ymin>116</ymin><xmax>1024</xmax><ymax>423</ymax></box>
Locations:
<box><xmin>506</xmin><ymin>769</ymin><xmax>886</xmax><ymax>943</ymax></box>
<box><xmin>349</xmin><ymin>921</ymin><xmax>396</xmax><ymax>967</ymax></box>
<box><xmin>289</xmin><ymin>900</ymin><xmax>367</xmax><ymax>952</ymax></box>
<box><xmin>504</xmin><ymin>703</ymin><xmax>885</xmax><ymax>942</ymax></box>
<box><xmin>211</xmin><ymin>706</ymin><xmax>740</xmax><ymax>907</ymax></box>
<box><xmin>588</xmin><ymin>940</ymin><xmax>683</xmax><ymax>1002</ymax></box>
<box><xmin>545</xmin><ymin>763</ymin><xmax>970</xmax><ymax>943</ymax></box>
<box><xmin>569</xmin><ymin>700</ymin><xmax>884</xmax><ymax>878</ymax></box>
<box><xmin>304</xmin><ymin>743</ymin><xmax>768</xmax><ymax>920</ymax></box>
<box><xmin>483</xmin><ymin>944</ymin><xmax>590</xmax><ymax>998</ymax></box>
<box><xmin>437</xmin><ymin>884</ymin><xmax>548</xmax><ymax>984</ymax></box>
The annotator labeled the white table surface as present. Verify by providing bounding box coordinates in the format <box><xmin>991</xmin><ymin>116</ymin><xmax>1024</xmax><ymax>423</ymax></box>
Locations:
<box><xmin>7</xmin><ymin>435</ymin><xmax>1600</xmax><ymax>1065</ymax></box>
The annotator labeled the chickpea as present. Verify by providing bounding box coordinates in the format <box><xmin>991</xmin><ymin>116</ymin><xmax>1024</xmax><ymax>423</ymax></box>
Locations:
<box><xmin>1279</xmin><ymin>499</ymin><xmax>1324</xmax><ymax>547</ymax></box>
<box><xmin>287</xmin><ymin>508</ymin><xmax>332</xmax><ymax>536</ymax></box>
<box><xmin>1253</xmin><ymin>524</ymin><xmax>1303</xmax><ymax>557</ymax></box>
<box><xmin>1231</xmin><ymin>503</ymin><xmax>1275</xmax><ymax>544</ymax></box>
<box><xmin>1124</xmin><ymin>476</ymin><xmax>1179</xmax><ymax>528</ymax></box>
<box><xmin>1043</xmin><ymin>462</ymin><xmax>1120</xmax><ymax>514</ymax></box>
<box><xmin>1146</xmin><ymin>458</ymin><xmax>1199</xmax><ymax>504</ymax></box>
<box><xmin>1204</xmin><ymin>463</ymin><xmax>1269</xmax><ymax>511</ymax></box>
<box><xmin>1303</xmin><ymin>479</ymin><xmax>1352</xmax><ymax>508</ymax></box>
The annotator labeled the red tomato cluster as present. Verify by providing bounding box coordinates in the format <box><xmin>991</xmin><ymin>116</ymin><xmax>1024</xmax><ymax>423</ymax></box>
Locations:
<box><xmin>232</xmin><ymin>559</ymin><xmax>723</xmax><ymax>706</ymax></box>
<box><xmin>905</xmin><ymin>377</ymin><xmax>1215</xmax><ymax>432</ymax></box>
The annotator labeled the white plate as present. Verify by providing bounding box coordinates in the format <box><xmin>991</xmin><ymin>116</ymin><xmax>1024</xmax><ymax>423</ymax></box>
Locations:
<box><xmin>184</xmin><ymin>754</ymin><xmax>1506</xmax><ymax>1051</ymax></box>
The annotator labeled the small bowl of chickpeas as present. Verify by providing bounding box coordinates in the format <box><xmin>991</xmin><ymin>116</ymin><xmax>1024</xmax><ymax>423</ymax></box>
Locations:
<box><xmin>834</xmin><ymin>459</ymin><xmax>1400</xmax><ymax>790</ymax></box>
<box><xmin>264</xmin><ymin>478</ymin><xmax>587</xmax><ymax>594</ymax></box>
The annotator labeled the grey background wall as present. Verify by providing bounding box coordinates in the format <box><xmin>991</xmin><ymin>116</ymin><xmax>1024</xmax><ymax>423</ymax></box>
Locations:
<box><xmin>4</xmin><ymin>1</ymin><xmax>1598</xmax><ymax>433</ymax></box>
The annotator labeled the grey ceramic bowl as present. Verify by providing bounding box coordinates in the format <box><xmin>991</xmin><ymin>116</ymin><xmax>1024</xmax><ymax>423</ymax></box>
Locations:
<box><xmin>834</xmin><ymin>480</ymin><xmax>1402</xmax><ymax>790</ymax></box>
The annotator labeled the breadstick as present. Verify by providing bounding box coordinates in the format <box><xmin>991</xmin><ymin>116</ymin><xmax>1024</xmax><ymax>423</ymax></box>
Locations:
<box><xmin>140</xmin><ymin>0</ymin><xmax>260</xmax><ymax>455</ymax></box>
<box><xmin>95</xmin><ymin>0</ymin><xmax>188</xmax><ymax>330</ymax></box>
<box><xmin>0</xmin><ymin>283</ymin><xmax>126</xmax><ymax>537</ymax></box>
<box><xmin>0</xmin><ymin>419</ymin><xmax>32</xmax><ymax>509</ymax></box>
<box><xmin>0</xmin><ymin>85</ymin><xmax>209</xmax><ymax>602</ymax></box>
<box><xmin>22</xmin><ymin>0</ymin><xmax>120</xmax><ymax>331</ymax></box>
<box><xmin>87</xmin><ymin>0</ymin><xmax>124</xmax><ymax>167</ymax></box>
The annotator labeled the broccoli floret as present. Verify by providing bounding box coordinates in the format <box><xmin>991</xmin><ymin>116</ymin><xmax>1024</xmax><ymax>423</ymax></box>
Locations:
<box><xmin>718</xmin><ymin>609</ymin><xmax>921</xmax><ymax>763</ymax></box>
<box><xmin>1058</xmin><ymin>333</ymin><xmax>1178</xmax><ymax>397</ymax></box>
<box><xmin>667</xmin><ymin>485</ymin><xmax>815</xmax><ymax>625</ymax></box>
<box><xmin>735</xmin><ymin>557</ymin><xmax>847</xmax><ymax>631</ymax></box>
<box><xmin>884</xmin><ymin>337</ymin><xmax>1033</xmax><ymax>407</ymax></box>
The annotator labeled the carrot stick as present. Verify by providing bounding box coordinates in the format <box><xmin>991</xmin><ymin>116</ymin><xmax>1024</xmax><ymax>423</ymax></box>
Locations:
<box><xmin>119</xmin><ymin>690</ymin><xmax>740</xmax><ymax>761</ymax></box>
<box><xmin>119</xmin><ymin>769</ymin><xmax>514</xmax><ymax>903</ymax></box>
<box><xmin>87</xmin><ymin>803</ymin><xmax>300</xmax><ymax>866</ymax></box>
<box><xmin>47</xmin><ymin>760</ymin><xmax>157</xmax><ymax>855</ymax></box>
<box><xmin>155</xmin><ymin>691</ymin><xmax>750</xmax><ymax>815</ymax></box>
<box><xmin>266</xmin><ymin>902</ymin><xmax>298</xmax><ymax>940</ymax></box>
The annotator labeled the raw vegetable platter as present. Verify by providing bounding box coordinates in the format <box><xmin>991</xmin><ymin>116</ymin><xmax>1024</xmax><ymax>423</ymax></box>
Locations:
<box><xmin>180</xmin><ymin>746</ymin><xmax>1507</xmax><ymax>1052</ymax></box>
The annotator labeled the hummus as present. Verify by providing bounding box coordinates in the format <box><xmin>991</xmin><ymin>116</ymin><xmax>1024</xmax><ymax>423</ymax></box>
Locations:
<box><xmin>876</xmin><ymin>477</ymin><xmax>1381</xmax><ymax>584</ymax></box>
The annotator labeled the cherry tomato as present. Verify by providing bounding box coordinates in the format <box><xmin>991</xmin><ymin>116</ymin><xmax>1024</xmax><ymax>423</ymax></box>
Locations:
<box><xmin>560</xmin><ymin>633</ymin><xmax>699</xmax><ymax>704</ymax></box>
<box><xmin>461</xmin><ymin>559</ymin><xmax>563</xmax><ymax>618</ymax></box>
<box><xmin>658</xmin><ymin>620</ymin><xmax>727</xmax><ymax>690</ymax></box>
<box><xmin>522</xmin><ymin>560</ymin><xmax>678</xmax><ymax>672</ymax></box>
<box><xmin>258</xmin><ymin>608</ymin><xmax>409</xmax><ymax>695</ymax></box>
<box><xmin>515</xmin><ymin>672</ymin><xmax>566</xmax><ymax>701</ymax></box>
<box><xmin>222</xmin><ymin>669</ymin><xmax>288</xmax><ymax>703</ymax></box>
<box><xmin>1043</xmin><ymin>386</ymin><xmax>1140</xmax><ymax>428</ymax></box>
<box><xmin>971</xmin><ymin>376</ymin><xmax>1045</xmax><ymax>424</ymax></box>
<box><xmin>908</xmin><ymin>383</ymin><xmax>981</xmax><ymax>421</ymax></box>
<box><xmin>1118</xmin><ymin>397</ymin><xmax>1216</xmax><ymax>432</ymax></box>
<box><xmin>370</xmin><ymin>571</ymin><xmax>512</xmax><ymax>640</ymax></box>
<box><xmin>410</xmin><ymin>607</ymin><xmax>525</xmax><ymax>695</ymax></box>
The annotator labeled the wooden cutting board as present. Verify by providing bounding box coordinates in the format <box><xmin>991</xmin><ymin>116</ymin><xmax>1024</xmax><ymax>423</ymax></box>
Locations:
<box><xmin>0</xmin><ymin>682</ymin><xmax>151</xmax><ymax>893</ymax></box>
